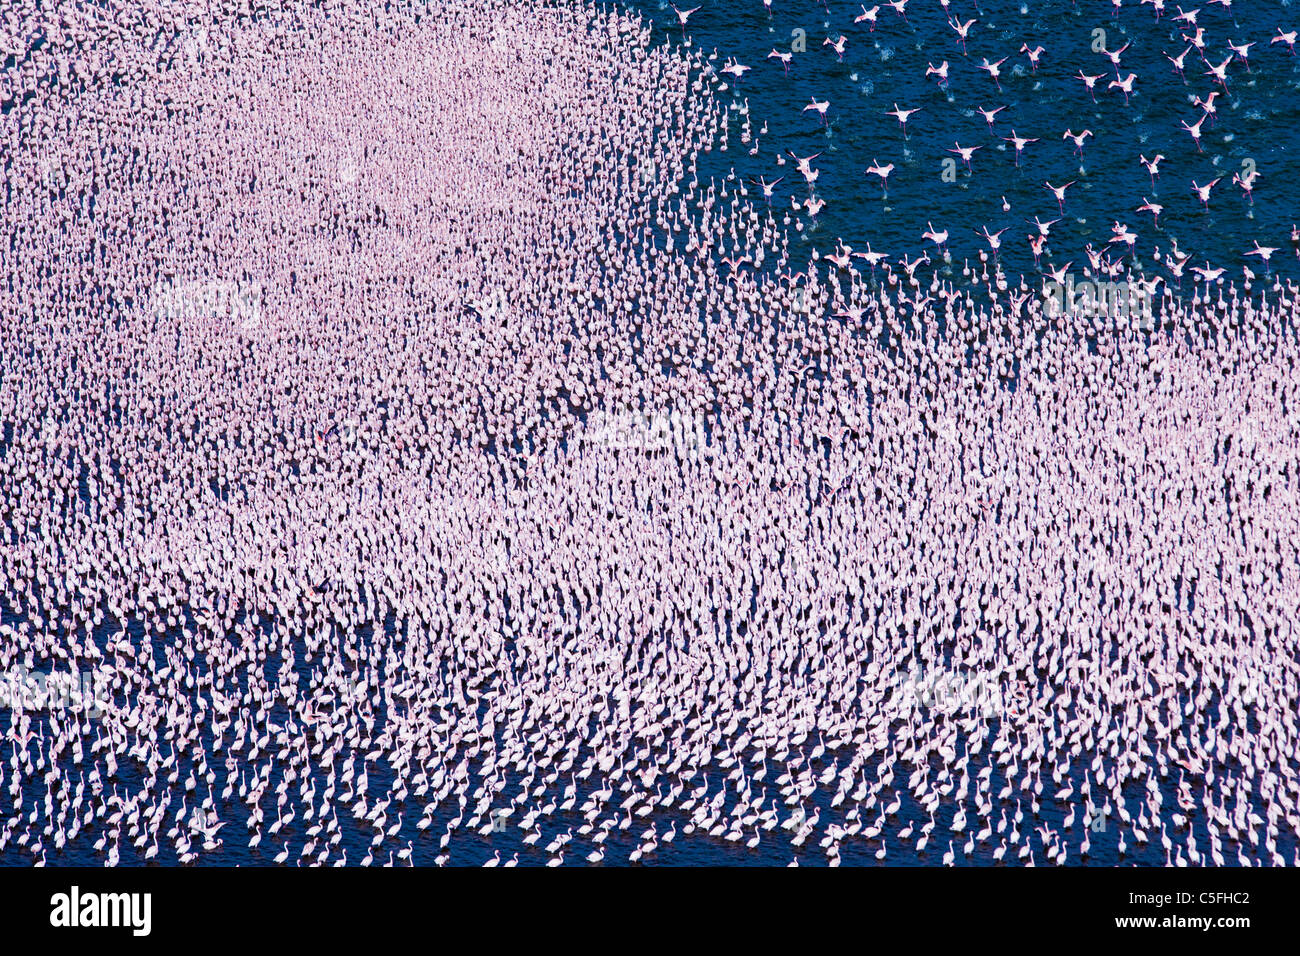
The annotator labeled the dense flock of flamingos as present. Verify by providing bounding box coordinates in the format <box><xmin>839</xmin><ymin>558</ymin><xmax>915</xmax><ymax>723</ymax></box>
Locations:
<box><xmin>0</xmin><ymin>0</ymin><xmax>1297</xmax><ymax>867</ymax></box>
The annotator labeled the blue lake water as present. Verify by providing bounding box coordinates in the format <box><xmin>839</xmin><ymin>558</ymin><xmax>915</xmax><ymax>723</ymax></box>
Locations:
<box><xmin>643</xmin><ymin>0</ymin><xmax>1300</xmax><ymax>287</ymax></box>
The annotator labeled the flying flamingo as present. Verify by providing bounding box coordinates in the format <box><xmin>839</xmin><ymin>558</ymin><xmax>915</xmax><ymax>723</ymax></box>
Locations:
<box><xmin>886</xmin><ymin>104</ymin><xmax>921</xmax><ymax>137</ymax></box>
<box><xmin>767</xmin><ymin>49</ymin><xmax>793</xmax><ymax>75</ymax></box>
<box><xmin>1139</xmin><ymin>154</ymin><xmax>1164</xmax><ymax>186</ymax></box>
<box><xmin>1076</xmin><ymin>69</ymin><xmax>1105</xmax><ymax>101</ymax></box>
<box><xmin>855</xmin><ymin>5</ymin><xmax>881</xmax><ymax>29</ymax></box>
<box><xmin>803</xmin><ymin>97</ymin><xmax>830</xmax><ymax>126</ymax></box>
<box><xmin>921</xmin><ymin>222</ymin><xmax>950</xmax><ymax>253</ymax></box>
<box><xmin>1003</xmin><ymin>130</ymin><xmax>1038</xmax><ymax>166</ymax></box>
<box><xmin>671</xmin><ymin>5</ymin><xmax>699</xmax><ymax>39</ymax></box>
<box><xmin>949</xmin><ymin>18</ymin><xmax>977</xmax><ymax>55</ymax></box>
<box><xmin>1044</xmin><ymin>180</ymin><xmax>1076</xmax><ymax>213</ymax></box>
<box><xmin>947</xmin><ymin>142</ymin><xmax>981</xmax><ymax>171</ymax></box>
<box><xmin>1190</xmin><ymin>176</ymin><xmax>1221</xmax><ymax>210</ymax></box>
<box><xmin>1020</xmin><ymin>44</ymin><xmax>1044</xmax><ymax>71</ymax></box>
<box><xmin>1063</xmin><ymin>129</ymin><xmax>1092</xmax><ymax>157</ymax></box>
<box><xmin>1244</xmin><ymin>242</ymin><xmax>1278</xmax><ymax>272</ymax></box>
<box><xmin>978</xmin><ymin>56</ymin><xmax>1008</xmax><ymax>91</ymax></box>
<box><xmin>1179</xmin><ymin>115</ymin><xmax>1205</xmax><ymax>151</ymax></box>
<box><xmin>864</xmin><ymin>160</ymin><xmax>894</xmax><ymax>193</ymax></box>
<box><xmin>977</xmin><ymin>106</ymin><xmax>1006</xmax><ymax>131</ymax></box>
<box><xmin>1136</xmin><ymin>198</ymin><xmax>1163</xmax><ymax>225</ymax></box>
<box><xmin>1109</xmin><ymin>72</ymin><xmax>1137</xmax><ymax>104</ymax></box>
<box><xmin>1165</xmin><ymin>46</ymin><xmax>1192</xmax><ymax>77</ymax></box>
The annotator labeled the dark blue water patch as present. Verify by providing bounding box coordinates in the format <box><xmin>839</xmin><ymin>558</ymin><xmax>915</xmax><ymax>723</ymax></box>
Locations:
<box><xmin>628</xmin><ymin>0</ymin><xmax>1300</xmax><ymax>288</ymax></box>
